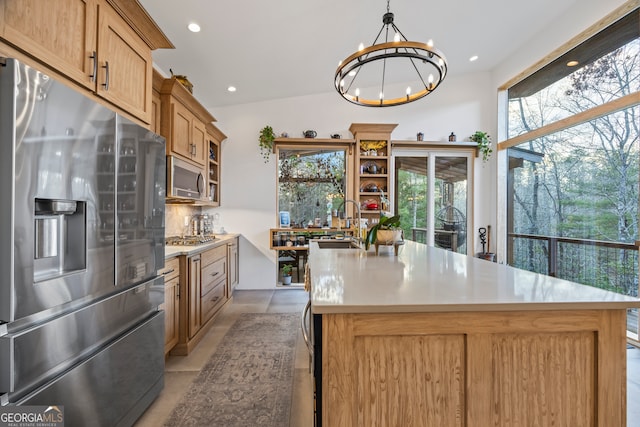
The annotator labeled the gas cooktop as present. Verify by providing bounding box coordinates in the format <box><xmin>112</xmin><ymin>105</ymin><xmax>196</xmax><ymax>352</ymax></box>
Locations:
<box><xmin>165</xmin><ymin>235</ymin><xmax>216</xmax><ymax>246</ymax></box>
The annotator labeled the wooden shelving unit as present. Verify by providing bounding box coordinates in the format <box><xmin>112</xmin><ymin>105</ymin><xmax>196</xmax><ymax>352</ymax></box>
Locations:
<box><xmin>272</xmin><ymin>137</ymin><xmax>356</xmax><ymax>153</ymax></box>
<box><xmin>269</xmin><ymin>228</ymin><xmax>357</xmax><ymax>250</ymax></box>
<box><xmin>206</xmin><ymin>123</ymin><xmax>226</xmax><ymax>206</ymax></box>
<box><xmin>350</xmin><ymin>123</ymin><xmax>398</xmax><ymax>222</ymax></box>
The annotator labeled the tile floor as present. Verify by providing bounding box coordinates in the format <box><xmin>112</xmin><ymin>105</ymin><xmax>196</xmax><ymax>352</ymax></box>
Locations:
<box><xmin>134</xmin><ymin>289</ymin><xmax>640</xmax><ymax>427</ymax></box>
<box><xmin>133</xmin><ymin>288</ymin><xmax>313</xmax><ymax>427</ymax></box>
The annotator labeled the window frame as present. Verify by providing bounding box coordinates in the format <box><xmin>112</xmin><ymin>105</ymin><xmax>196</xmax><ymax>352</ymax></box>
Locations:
<box><xmin>496</xmin><ymin>2</ymin><xmax>640</xmax><ymax>341</ymax></box>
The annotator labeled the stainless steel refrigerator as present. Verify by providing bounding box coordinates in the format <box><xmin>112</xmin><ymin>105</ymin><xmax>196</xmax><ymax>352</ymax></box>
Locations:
<box><xmin>0</xmin><ymin>57</ymin><xmax>166</xmax><ymax>426</ymax></box>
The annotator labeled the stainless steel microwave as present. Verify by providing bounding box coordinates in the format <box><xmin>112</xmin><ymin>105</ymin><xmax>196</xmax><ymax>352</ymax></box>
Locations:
<box><xmin>167</xmin><ymin>155</ymin><xmax>207</xmax><ymax>201</ymax></box>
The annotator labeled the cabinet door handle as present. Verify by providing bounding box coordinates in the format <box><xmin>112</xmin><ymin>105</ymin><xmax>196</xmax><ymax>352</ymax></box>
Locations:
<box><xmin>102</xmin><ymin>61</ymin><xmax>110</xmax><ymax>90</ymax></box>
<box><xmin>89</xmin><ymin>51</ymin><xmax>97</xmax><ymax>82</ymax></box>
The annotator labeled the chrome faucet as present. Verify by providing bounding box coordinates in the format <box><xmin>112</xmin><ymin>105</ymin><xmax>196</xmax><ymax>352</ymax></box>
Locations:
<box><xmin>342</xmin><ymin>199</ymin><xmax>362</xmax><ymax>245</ymax></box>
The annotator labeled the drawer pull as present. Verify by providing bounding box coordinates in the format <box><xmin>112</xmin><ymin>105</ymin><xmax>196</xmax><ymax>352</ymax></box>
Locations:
<box><xmin>210</xmin><ymin>271</ymin><xmax>219</xmax><ymax>277</ymax></box>
<box><xmin>211</xmin><ymin>296</ymin><xmax>220</xmax><ymax>302</ymax></box>
<box><xmin>162</xmin><ymin>268</ymin><xmax>176</xmax><ymax>275</ymax></box>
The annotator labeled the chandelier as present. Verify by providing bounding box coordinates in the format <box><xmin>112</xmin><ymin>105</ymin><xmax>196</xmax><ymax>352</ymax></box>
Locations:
<box><xmin>334</xmin><ymin>0</ymin><xmax>448</xmax><ymax>107</ymax></box>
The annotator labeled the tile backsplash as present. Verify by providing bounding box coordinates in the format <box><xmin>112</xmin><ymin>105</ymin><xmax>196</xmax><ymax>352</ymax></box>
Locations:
<box><xmin>165</xmin><ymin>205</ymin><xmax>201</xmax><ymax>236</ymax></box>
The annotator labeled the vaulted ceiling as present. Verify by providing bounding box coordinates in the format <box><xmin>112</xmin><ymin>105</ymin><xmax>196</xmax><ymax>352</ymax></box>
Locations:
<box><xmin>139</xmin><ymin>0</ymin><xmax>581</xmax><ymax>110</ymax></box>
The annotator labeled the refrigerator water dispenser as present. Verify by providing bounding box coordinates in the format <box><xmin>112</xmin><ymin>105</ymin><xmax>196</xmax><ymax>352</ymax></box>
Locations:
<box><xmin>33</xmin><ymin>198</ymin><xmax>86</xmax><ymax>282</ymax></box>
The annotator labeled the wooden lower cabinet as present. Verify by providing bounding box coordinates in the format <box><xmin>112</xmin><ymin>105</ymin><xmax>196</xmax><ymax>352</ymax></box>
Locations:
<box><xmin>171</xmin><ymin>243</ymin><xmax>231</xmax><ymax>355</ymax></box>
<box><xmin>227</xmin><ymin>237</ymin><xmax>239</xmax><ymax>294</ymax></box>
<box><xmin>320</xmin><ymin>309</ymin><xmax>627</xmax><ymax>427</ymax></box>
<box><xmin>159</xmin><ymin>257</ymin><xmax>180</xmax><ymax>355</ymax></box>
<box><xmin>200</xmin><ymin>248</ymin><xmax>227</xmax><ymax>324</ymax></box>
<box><xmin>187</xmin><ymin>254</ymin><xmax>202</xmax><ymax>339</ymax></box>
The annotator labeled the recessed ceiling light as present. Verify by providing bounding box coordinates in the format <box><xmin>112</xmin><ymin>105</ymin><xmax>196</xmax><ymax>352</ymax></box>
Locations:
<box><xmin>187</xmin><ymin>22</ymin><xmax>201</xmax><ymax>33</ymax></box>
<box><xmin>469</xmin><ymin>55</ymin><xmax>478</xmax><ymax>62</ymax></box>
<box><xmin>227</xmin><ymin>86</ymin><xmax>237</xmax><ymax>92</ymax></box>
<box><xmin>566</xmin><ymin>60</ymin><xmax>579</xmax><ymax>67</ymax></box>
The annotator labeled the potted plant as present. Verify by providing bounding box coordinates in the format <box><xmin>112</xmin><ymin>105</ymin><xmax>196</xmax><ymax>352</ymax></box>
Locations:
<box><xmin>281</xmin><ymin>264</ymin><xmax>293</xmax><ymax>285</ymax></box>
<box><xmin>365</xmin><ymin>214</ymin><xmax>402</xmax><ymax>250</ymax></box>
<box><xmin>259</xmin><ymin>125</ymin><xmax>275</xmax><ymax>162</ymax></box>
<box><xmin>469</xmin><ymin>131</ymin><xmax>492</xmax><ymax>162</ymax></box>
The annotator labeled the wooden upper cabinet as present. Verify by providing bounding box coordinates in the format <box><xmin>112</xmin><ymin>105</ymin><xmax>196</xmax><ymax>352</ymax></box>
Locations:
<box><xmin>169</xmin><ymin>100</ymin><xmax>194</xmax><ymax>160</ymax></box>
<box><xmin>192</xmin><ymin>119</ymin><xmax>207</xmax><ymax>165</ymax></box>
<box><xmin>160</xmin><ymin>77</ymin><xmax>215</xmax><ymax>167</ymax></box>
<box><xmin>96</xmin><ymin>2</ymin><xmax>152</xmax><ymax>123</ymax></box>
<box><xmin>151</xmin><ymin>69</ymin><xmax>163</xmax><ymax>134</ymax></box>
<box><xmin>0</xmin><ymin>0</ymin><xmax>173</xmax><ymax>125</ymax></box>
<box><xmin>0</xmin><ymin>0</ymin><xmax>98</xmax><ymax>90</ymax></box>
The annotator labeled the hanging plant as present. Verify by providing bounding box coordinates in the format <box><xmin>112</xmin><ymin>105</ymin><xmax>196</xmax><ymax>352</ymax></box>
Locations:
<box><xmin>470</xmin><ymin>131</ymin><xmax>492</xmax><ymax>162</ymax></box>
<box><xmin>259</xmin><ymin>125</ymin><xmax>275</xmax><ymax>162</ymax></box>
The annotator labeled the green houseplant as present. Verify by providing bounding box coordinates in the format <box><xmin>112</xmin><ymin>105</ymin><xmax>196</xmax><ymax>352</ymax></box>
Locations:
<box><xmin>365</xmin><ymin>214</ymin><xmax>402</xmax><ymax>250</ymax></box>
<box><xmin>469</xmin><ymin>131</ymin><xmax>492</xmax><ymax>162</ymax></box>
<box><xmin>259</xmin><ymin>125</ymin><xmax>275</xmax><ymax>162</ymax></box>
<box><xmin>281</xmin><ymin>264</ymin><xmax>293</xmax><ymax>285</ymax></box>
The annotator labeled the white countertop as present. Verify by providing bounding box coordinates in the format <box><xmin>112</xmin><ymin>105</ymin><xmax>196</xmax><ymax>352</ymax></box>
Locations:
<box><xmin>309</xmin><ymin>240</ymin><xmax>640</xmax><ymax>314</ymax></box>
<box><xmin>164</xmin><ymin>234</ymin><xmax>239</xmax><ymax>258</ymax></box>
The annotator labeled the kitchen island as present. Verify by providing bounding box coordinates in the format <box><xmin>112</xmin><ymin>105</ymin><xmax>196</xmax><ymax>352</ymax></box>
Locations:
<box><xmin>308</xmin><ymin>240</ymin><xmax>640</xmax><ymax>427</ymax></box>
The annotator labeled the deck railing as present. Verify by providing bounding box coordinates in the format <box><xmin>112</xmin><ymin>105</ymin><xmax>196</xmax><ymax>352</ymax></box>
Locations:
<box><xmin>508</xmin><ymin>233</ymin><xmax>639</xmax><ymax>336</ymax></box>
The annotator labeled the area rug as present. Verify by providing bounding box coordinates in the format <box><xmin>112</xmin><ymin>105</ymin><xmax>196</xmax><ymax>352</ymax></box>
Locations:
<box><xmin>164</xmin><ymin>313</ymin><xmax>300</xmax><ymax>427</ymax></box>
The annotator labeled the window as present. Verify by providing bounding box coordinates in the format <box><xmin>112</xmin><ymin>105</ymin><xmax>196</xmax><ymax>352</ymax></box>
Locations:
<box><xmin>273</xmin><ymin>146</ymin><xmax>347</xmax><ymax>286</ymax></box>
<box><xmin>277</xmin><ymin>148</ymin><xmax>347</xmax><ymax>227</ymax></box>
<box><xmin>502</xmin><ymin>7</ymin><xmax>640</xmax><ymax>338</ymax></box>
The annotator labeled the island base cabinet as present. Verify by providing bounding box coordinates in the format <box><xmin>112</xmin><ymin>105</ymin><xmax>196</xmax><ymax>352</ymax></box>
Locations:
<box><xmin>322</xmin><ymin>310</ymin><xmax>627</xmax><ymax>427</ymax></box>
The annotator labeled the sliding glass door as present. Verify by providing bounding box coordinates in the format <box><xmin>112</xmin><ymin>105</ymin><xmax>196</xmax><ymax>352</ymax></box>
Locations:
<box><xmin>393</xmin><ymin>149</ymin><xmax>473</xmax><ymax>255</ymax></box>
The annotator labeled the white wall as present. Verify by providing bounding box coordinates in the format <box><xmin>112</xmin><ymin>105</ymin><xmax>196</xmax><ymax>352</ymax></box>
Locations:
<box><xmin>207</xmin><ymin>72</ymin><xmax>494</xmax><ymax>289</ymax></box>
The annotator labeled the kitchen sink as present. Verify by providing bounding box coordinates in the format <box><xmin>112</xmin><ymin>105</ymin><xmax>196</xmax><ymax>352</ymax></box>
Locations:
<box><xmin>315</xmin><ymin>240</ymin><xmax>361</xmax><ymax>249</ymax></box>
